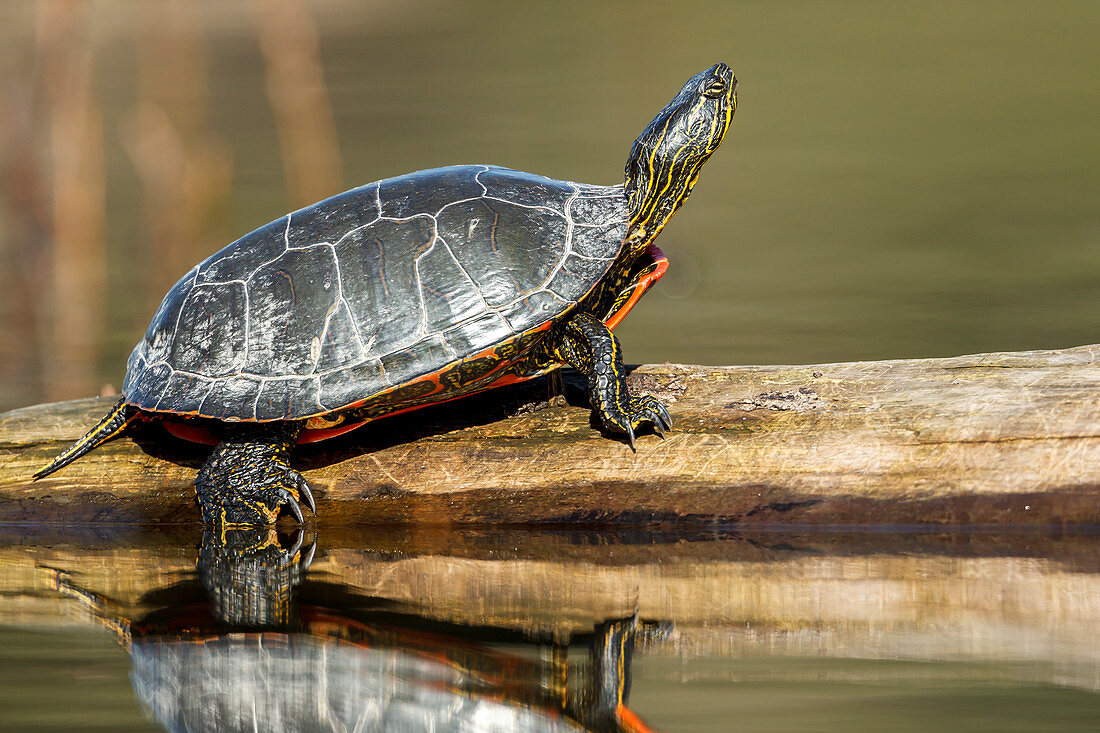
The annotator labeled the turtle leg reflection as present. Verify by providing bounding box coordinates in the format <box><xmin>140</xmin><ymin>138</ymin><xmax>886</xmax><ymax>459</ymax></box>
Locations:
<box><xmin>550</xmin><ymin>311</ymin><xmax>672</xmax><ymax>449</ymax></box>
<box><xmin>586</xmin><ymin>615</ymin><xmax>640</xmax><ymax>729</ymax></box>
<box><xmin>570</xmin><ymin>614</ymin><xmax>670</xmax><ymax>731</ymax></box>
<box><xmin>195</xmin><ymin>421</ymin><xmax>315</xmax><ymax>526</ymax></box>
<box><xmin>200</xmin><ymin>525</ymin><xmax>314</xmax><ymax>627</ymax></box>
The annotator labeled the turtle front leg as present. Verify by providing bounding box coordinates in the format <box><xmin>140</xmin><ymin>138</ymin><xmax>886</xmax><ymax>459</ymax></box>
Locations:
<box><xmin>549</xmin><ymin>312</ymin><xmax>672</xmax><ymax>449</ymax></box>
<box><xmin>195</xmin><ymin>422</ymin><xmax>315</xmax><ymax>526</ymax></box>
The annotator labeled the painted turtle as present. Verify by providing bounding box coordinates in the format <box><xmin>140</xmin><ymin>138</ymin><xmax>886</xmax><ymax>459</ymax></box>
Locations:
<box><xmin>36</xmin><ymin>63</ymin><xmax>737</xmax><ymax>525</ymax></box>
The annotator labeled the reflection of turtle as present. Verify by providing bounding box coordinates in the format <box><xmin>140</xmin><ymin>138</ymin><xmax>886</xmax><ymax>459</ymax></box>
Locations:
<box><xmin>47</xmin><ymin>529</ymin><xmax>665</xmax><ymax>732</ymax></box>
<box><xmin>35</xmin><ymin>63</ymin><xmax>736</xmax><ymax>526</ymax></box>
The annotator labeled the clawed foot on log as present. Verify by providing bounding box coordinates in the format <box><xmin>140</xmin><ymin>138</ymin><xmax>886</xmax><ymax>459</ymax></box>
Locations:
<box><xmin>195</xmin><ymin>423</ymin><xmax>315</xmax><ymax>526</ymax></box>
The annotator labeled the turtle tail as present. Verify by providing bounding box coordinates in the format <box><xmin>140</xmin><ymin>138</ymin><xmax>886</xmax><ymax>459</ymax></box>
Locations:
<box><xmin>33</xmin><ymin>398</ymin><xmax>135</xmax><ymax>480</ymax></box>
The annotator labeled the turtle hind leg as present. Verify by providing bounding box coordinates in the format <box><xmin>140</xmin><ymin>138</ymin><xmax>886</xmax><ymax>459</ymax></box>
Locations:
<box><xmin>34</xmin><ymin>398</ymin><xmax>135</xmax><ymax>480</ymax></box>
<box><xmin>548</xmin><ymin>312</ymin><xmax>672</xmax><ymax>450</ymax></box>
<box><xmin>196</xmin><ymin>421</ymin><xmax>316</xmax><ymax>527</ymax></box>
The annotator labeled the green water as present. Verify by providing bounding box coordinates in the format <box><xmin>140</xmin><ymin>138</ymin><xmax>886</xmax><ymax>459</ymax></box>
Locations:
<box><xmin>635</xmin><ymin>659</ymin><xmax>1100</xmax><ymax>732</ymax></box>
<box><xmin>1</xmin><ymin>1</ymin><xmax>1099</xmax><ymax>407</ymax></box>
<box><xmin>3</xmin><ymin>630</ymin><xmax>1100</xmax><ymax>732</ymax></box>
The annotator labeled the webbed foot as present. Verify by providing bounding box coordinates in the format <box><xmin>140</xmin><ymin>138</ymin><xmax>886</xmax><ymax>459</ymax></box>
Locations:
<box><xmin>195</xmin><ymin>422</ymin><xmax>314</xmax><ymax>526</ymax></box>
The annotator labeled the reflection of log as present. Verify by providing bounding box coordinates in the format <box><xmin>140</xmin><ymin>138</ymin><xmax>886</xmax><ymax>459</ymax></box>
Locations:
<box><xmin>2</xmin><ymin>345</ymin><xmax>1100</xmax><ymax>525</ymax></box>
<box><xmin>2</xmin><ymin>529</ymin><xmax>1098</xmax><ymax>687</ymax></box>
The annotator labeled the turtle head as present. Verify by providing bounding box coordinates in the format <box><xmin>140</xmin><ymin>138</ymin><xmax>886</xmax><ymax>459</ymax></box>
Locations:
<box><xmin>624</xmin><ymin>63</ymin><xmax>736</xmax><ymax>253</ymax></box>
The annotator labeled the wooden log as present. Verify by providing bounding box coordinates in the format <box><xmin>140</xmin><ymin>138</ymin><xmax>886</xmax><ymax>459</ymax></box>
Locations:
<box><xmin>2</xmin><ymin>344</ymin><xmax>1100</xmax><ymax>525</ymax></box>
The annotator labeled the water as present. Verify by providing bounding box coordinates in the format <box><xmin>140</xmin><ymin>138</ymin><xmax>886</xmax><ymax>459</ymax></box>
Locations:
<box><xmin>1</xmin><ymin>527</ymin><xmax>1098</xmax><ymax>731</ymax></box>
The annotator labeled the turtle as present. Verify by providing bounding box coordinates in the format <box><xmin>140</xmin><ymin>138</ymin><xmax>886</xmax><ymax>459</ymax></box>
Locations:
<box><xmin>35</xmin><ymin>63</ymin><xmax>737</xmax><ymax>526</ymax></box>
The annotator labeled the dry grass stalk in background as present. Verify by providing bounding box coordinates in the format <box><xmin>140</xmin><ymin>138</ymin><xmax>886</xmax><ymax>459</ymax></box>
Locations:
<box><xmin>248</xmin><ymin>0</ymin><xmax>343</xmax><ymax>207</ymax></box>
<box><xmin>127</xmin><ymin>0</ymin><xmax>233</xmax><ymax>305</ymax></box>
<box><xmin>36</xmin><ymin>0</ymin><xmax>106</xmax><ymax>402</ymax></box>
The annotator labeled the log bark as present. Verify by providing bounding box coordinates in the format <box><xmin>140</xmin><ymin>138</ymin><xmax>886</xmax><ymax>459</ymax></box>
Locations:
<box><xmin>2</xmin><ymin>344</ymin><xmax>1100</xmax><ymax>525</ymax></box>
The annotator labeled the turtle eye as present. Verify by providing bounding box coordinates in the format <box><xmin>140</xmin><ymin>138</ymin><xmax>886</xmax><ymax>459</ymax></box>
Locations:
<box><xmin>702</xmin><ymin>77</ymin><xmax>726</xmax><ymax>99</ymax></box>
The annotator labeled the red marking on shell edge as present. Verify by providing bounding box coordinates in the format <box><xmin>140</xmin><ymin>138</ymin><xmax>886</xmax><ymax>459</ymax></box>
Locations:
<box><xmin>604</xmin><ymin>244</ymin><xmax>668</xmax><ymax>330</ymax></box>
<box><xmin>162</xmin><ymin>420</ymin><xmax>219</xmax><ymax>446</ymax></box>
<box><xmin>161</xmin><ymin>415</ymin><xmax>372</xmax><ymax>445</ymax></box>
<box><xmin>617</xmin><ymin>704</ymin><xmax>656</xmax><ymax>733</ymax></box>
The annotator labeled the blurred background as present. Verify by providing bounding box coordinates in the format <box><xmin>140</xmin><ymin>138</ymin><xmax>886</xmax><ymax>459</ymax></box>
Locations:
<box><xmin>1</xmin><ymin>0</ymin><xmax>1098</xmax><ymax>412</ymax></box>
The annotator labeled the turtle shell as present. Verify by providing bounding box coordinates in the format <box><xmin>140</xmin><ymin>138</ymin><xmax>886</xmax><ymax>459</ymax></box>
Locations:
<box><xmin>123</xmin><ymin>165</ymin><xmax>629</xmax><ymax>422</ymax></box>
<box><xmin>130</xmin><ymin>624</ymin><xmax>588</xmax><ymax>733</ymax></box>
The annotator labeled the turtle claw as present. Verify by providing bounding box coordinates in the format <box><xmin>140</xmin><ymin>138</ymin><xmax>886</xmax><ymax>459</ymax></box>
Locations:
<box><xmin>292</xmin><ymin>472</ymin><xmax>316</xmax><ymax>515</ymax></box>
<box><xmin>280</xmin><ymin>528</ymin><xmax>316</xmax><ymax>571</ymax></box>
<box><xmin>277</xmin><ymin>487</ymin><xmax>304</xmax><ymax>524</ymax></box>
<box><xmin>287</xmin><ymin>528</ymin><xmax>305</xmax><ymax>558</ymax></box>
<box><xmin>625</xmin><ymin>395</ymin><xmax>673</xmax><ymax>442</ymax></box>
<box><xmin>301</xmin><ymin>540</ymin><xmax>317</xmax><ymax>571</ymax></box>
<box><xmin>655</xmin><ymin>401</ymin><xmax>673</xmax><ymax>431</ymax></box>
<box><xmin>195</xmin><ymin>431</ymin><xmax>314</xmax><ymax>526</ymax></box>
<box><xmin>597</xmin><ymin>394</ymin><xmax>670</xmax><ymax>448</ymax></box>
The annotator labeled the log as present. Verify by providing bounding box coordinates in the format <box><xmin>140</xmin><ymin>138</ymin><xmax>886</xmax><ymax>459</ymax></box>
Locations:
<box><xmin>2</xmin><ymin>344</ymin><xmax>1100</xmax><ymax>525</ymax></box>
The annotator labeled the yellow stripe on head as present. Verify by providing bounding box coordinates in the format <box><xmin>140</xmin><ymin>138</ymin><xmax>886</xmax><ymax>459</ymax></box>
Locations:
<box><xmin>624</xmin><ymin>63</ymin><xmax>736</xmax><ymax>254</ymax></box>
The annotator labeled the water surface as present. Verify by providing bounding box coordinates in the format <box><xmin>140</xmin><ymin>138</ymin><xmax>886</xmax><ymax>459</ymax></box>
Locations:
<box><xmin>1</xmin><ymin>526</ymin><xmax>1098</xmax><ymax>731</ymax></box>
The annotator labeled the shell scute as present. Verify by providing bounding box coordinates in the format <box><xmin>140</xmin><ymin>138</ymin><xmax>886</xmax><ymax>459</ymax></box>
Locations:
<box><xmin>196</xmin><ymin>222</ymin><xmax>285</xmax><ymax>285</ymax></box>
<box><xmin>334</xmin><ymin>217</ymin><xmax>434</xmax><ymax>356</ymax></box>
<box><xmin>436</xmin><ymin>197</ymin><xmax>567</xmax><ymax>307</ymax></box>
<box><xmin>441</xmin><ymin>313</ymin><xmax>513</xmax><ymax>358</ymax></box>
<box><xmin>378</xmin><ymin>335</ymin><xmax>453</xmax><ymax>391</ymax></box>
<box><xmin>546</xmin><ymin>261</ymin><xmax>593</xmax><ymax>300</ymax></box>
<box><xmin>570</xmin><ymin>220</ymin><xmax>628</xmax><ymax>259</ymax></box>
<box><xmin>378</xmin><ymin>166</ymin><xmax>482</xmax><ymax>219</ymax></box>
<box><xmin>290</xmin><ymin>183</ymin><xmax>379</xmax><ymax>244</ymax></box>
<box><xmin>169</xmin><ymin>283</ymin><xmax>247</xmax><ymax>377</ymax></box>
<box><xmin>141</xmin><ymin>269</ymin><xmax>197</xmax><ymax>366</ymax></box>
<box><xmin>130</xmin><ymin>362</ymin><xmax>173</xmax><ymax>408</ymax></box>
<box><xmin>498</xmin><ymin>290</ymin><xmax>569</xmax><ymax>332</ymax></box>
<box><xmin>315</xmin><ymin>300</ymin><xmax>366</xmax><ymax>373</ymax></box>
<box><xmin>155</xmin><ymin>372</ymin><xmax>208</xmax><ymax>415</ymax></box>
<box><xmin>418</xmin><ymin>241</ymin><xmax>486</xmax><ymax>330</ymax></box>
<box><xmin>567</xmin><ymin>188</ymin><xmax>624</xmax><ymax>223</ymax></box>
<box><xmin>244</xmin><ymin>248</ymin><xmax>340</xmax><ymax>377</ymax></box>
<box><xmin>253</xmin><ymin>376</ymin><xmax>321</xmax><ymax>421</ymax></box>
<box><xmin>202</xmin><ymin>377</ymin><xmax>263</xmax><ymax>421</ymax></box>
<box><xmin>319</xmin><ymin>360</ymin><xmax>385</xmax><ymax>405</ymax></box>
<box><xmin>477</xmin><ymin>167</ymin><xmax>575</xmax><ymax>211</ymax></box>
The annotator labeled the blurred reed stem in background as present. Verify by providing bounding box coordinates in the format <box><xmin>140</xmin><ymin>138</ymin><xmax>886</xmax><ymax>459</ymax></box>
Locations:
<box><xmin>0</xmin><ymin>0</ymin><xmax>341</xmax><ymax>406</ymax></box>
<box><xmin>37</xmin><ymin>0</ymin><xmax>106</xmax><ymax>403</ymax></box>
<box><xmin>0</xmin><ymin>10</ymin><xmax>50</xmax><ymax>409</ymax></box>
<box><xmin>127</xmin><ymin>0</ymin><xmax>232</xmax><ymax>311</ymax></box>
<box><xmin>248</xmin><ymin>0</ymin><xmax>342</xmax><ymax>207</ymax></box>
